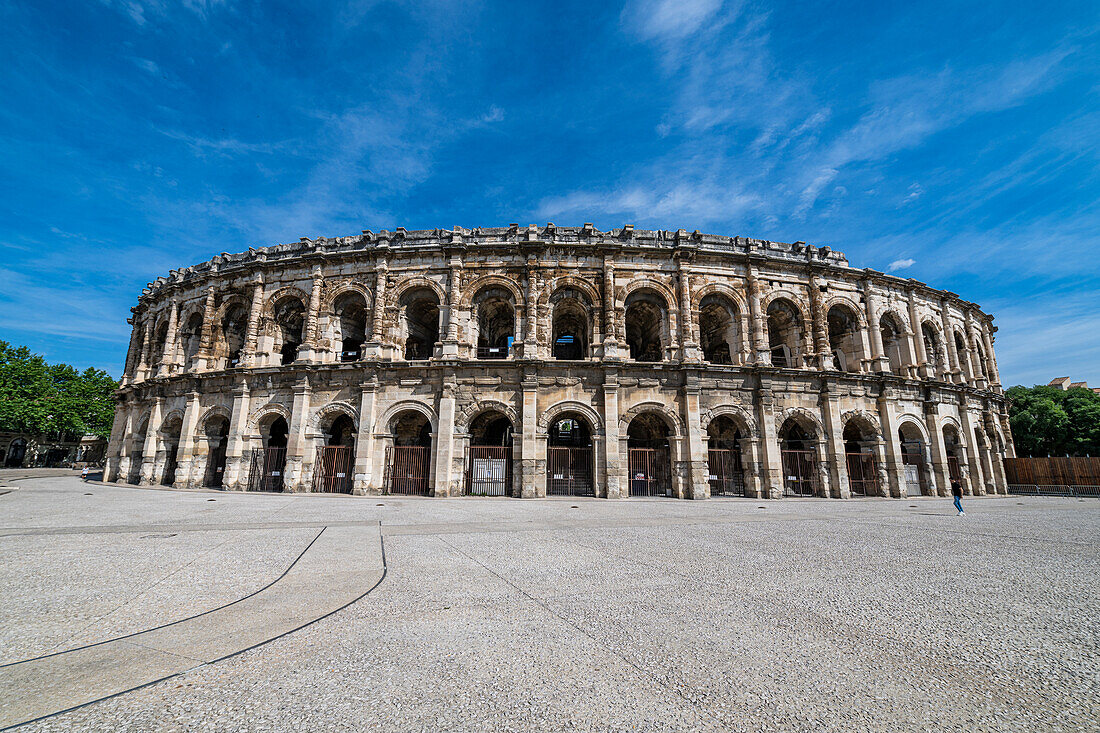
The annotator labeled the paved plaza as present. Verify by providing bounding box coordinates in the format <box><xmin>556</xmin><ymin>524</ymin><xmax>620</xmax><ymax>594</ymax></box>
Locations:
<box><xmin>0</xmin><ymin>471</ymin><xmax>1096</xmax><ymax>731</ymax></box>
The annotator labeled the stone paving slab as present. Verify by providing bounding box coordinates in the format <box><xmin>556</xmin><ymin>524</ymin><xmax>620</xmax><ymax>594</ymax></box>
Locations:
<box><xmin>0</xmin><ymin>525</ymin><xmax>384</xmax><ymax>729</ymax></box>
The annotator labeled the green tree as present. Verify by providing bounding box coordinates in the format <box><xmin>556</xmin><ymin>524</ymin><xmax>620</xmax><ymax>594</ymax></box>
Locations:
<box><xmin>1007</xmin><ymin>384</ymin><xmax>1100</xmax><ymax>457</ymax></box>
<box><xmin>0</xmin><ymin>341</ymin><xmax>118</xmax><ymax>439</ymax></box>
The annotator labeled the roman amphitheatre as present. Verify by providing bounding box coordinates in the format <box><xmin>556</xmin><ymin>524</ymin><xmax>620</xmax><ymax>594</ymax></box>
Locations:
<box><xmin>103</xmin><ymin>224</ymin><xmax>1012</xmax><ymax>499</ymax></box>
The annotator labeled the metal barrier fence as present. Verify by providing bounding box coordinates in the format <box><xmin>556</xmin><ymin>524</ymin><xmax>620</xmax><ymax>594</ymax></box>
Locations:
<box><xmin>466</xmin><ymin>446</ymin><xmax>513</xmax><ymax>496</ymax></box>
<box><xmin>386</xmin><ymin>445</ymin><xmax>431</xmax><ymax>495</ymax></box>
<box><xmin>845</xmin><ymin>452</ymin><xmax>879</xmax><ymax>496</ymax></box>
<box><xmin>781</xmin><ymin>449</ymin><xmax>819</xmax><ymax>497</ymax></box>
<box><xmin>1008</xmin><ymin>484</ymin><xmax>1100</xmax><ymax>497</ymax></box>
<box><xmin>627</xmin><ymin>447</ymin><xmax>672</xmax><ymax>497</ymax></box>
<box><xmin>313</xmin><ymin>445</ymin><xmax>353</xmax><ymax>494</ymax></box>
<box><xmin>708</xmin><ymin>448</ymin><xmax>745</xmax><ymax>496</ymax></box>
<box><xmin>247</xmin><ymin>447</ymin><xmax>286</xmax><ymax>492</ymax></box>
<box><xmin>546</xmin><ymin>446</ymin><xmax>594</xmax><ymax>496</ymax></box>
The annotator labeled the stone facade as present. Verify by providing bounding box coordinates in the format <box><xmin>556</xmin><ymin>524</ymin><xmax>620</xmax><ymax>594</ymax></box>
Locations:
<box><xmin>103</xmin><ymin>224</ymin><xmax>1013</xmax><ymax>499</ymax></box>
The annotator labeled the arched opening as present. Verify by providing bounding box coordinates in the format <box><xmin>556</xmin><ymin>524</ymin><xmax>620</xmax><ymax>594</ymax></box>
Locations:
<box><xmin>921</xmin><ymin>322</ymin><xmax>944</xmax><ymax>379</ymax></box>
<box><xmin>943</xmin><ymin>424</ymin><xmax>963</xmax><ymax>487</ymax></box>
<box><xmin>898</xmin><ymin>421</ymin><xmax>929</xmax><ymax>496</ymax></box>
<box><xmin>400</xmin><ymin>288</ymin><xmax>440</xmax><ymax>361</ymax></box>
<box><xmin>626</xmin><ymin>412</ymin><xmax>672</xmax><ymax>497</ymax></box>
<box><xmin>388</xmin><ymin>410</ymin><xmax>432</xmax><ymax>495</ymax></box>
<box><xmin>160</xmin><ymin>418</ymin><xmax>183</xmax><ymax>487</ymax></box>
<box><xmin>974</xmin><ymin>341</ymin><xmax>988</xmax><ymax>381</ymax></box>
<box><xmin>707</xmin><ymin>415</ymin><xmax>747</xmax><ymax>496</ymax></box>
<box><xmin>779</xmin><ymin>418</ymin><xmax>819</xmax><ymax>496</ymax></box>
<box><xmin>473</xmin><ymin>286</ymin><xmax>515</xmax><ymax>360</ymax></box>
<box><xmin>954</xmin><ymin>331</ymin><xmax>970</xmax><ymax>379</ymax></box>
<box><xmin>220</xmin><ymin>303</ymin><xmax>248</xmax><ymax>369</ymax></box>
<box><xmin>333</xmin><ymin>292</ymin><xmax>369</xmax><ymax>363</ymax></box>
<box><xmin>273</xmin><ymin>297</ymin><xmax>306</xmax><ymax>365</ymax></box>
<box><xmin>248</xmin><ymin>415</ymin><xmax>288</xmax><ymax>492</ymax></box>
<box><xmin>203</xmin><ymin>415</ymin><xmax>230</xmax><ymax>488</ymax></box>
<box><xmin>314</xmin><ymin>412</ymin><xmax>356</xmax><ymax>493</ymax></box>
<box><xmin>181</xmin><ymin>312</ymin><xmax>204</xmax><ymax>371</ymax></box>
<box><xmin>466</xmin><ymin>411</ymin><xmax>514</xmax><ymax>496</ymax></box>
<box><xmin>767</xmin><ymin>299</ymin><xmax>804</xmax><ymax>368</ymax></box>
<box><xmin>699</xmin><ymin>294</ymin><xmax>740</xmax><ymax>365</ymax></box>
<box><xmin>827</xmin><ymin>305</ymin><xmax>863</xmax><ymax>372</ymax></box>
<box><xmin>128</xmin><ymin>418</ymin><xmax>149</xmax><ymax>484</ymax></box>
<box><xmin>624</xmin><ymin>289</ymin><xmax>668</xmax><ymax>362</ymax></box>
<box><xmin>843</xmin><ymin>419</ymin><xmax>880</xmax><ymax>496</ymax></box>
<box><xmin>150</xmin><ymin>320</ymin><xmax>169</xmax><ymax>371</ymax></box>
<box><xmin>4</xmin><ymin>438</ymin><xmax>27</xmax><ymax>468</ymax></box>
<box><xmin>551</xmin><ymin>289</ymin><xmax>591</xmax><ymax>360</ymax></box>
<box><xmin>879</xmin><ymin>313</ymin><xmax>905</xmax><ymax>376</ymax></box>
<box><xmin>546</xmin><ymin>412</ymin><xmax>594</xmax><ymax>496</ymax></box>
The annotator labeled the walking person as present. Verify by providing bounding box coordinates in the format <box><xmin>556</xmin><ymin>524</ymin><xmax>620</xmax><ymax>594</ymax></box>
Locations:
<box><xmin>951</xmin><ymin>477</ymin><xmax>964</xmax><ymax>515</ymax></box>
<box><xmin>80</xmin><ymin>466</ymin><xmax>90</xmax><ymax>482</ymax></box>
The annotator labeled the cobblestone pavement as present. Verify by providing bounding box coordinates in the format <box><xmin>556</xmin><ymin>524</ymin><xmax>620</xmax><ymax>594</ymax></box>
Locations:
<box><xmin>2</xmin><ymin>476</ymin><xmax>1097</xmax><ymax>731</ymax></box>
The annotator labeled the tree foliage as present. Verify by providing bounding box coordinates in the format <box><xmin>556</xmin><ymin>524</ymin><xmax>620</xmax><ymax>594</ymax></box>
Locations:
<box><xmin>0</xmin><ymin>341</ymin><xmax>118</xmax><ymax>439</ymax></box>
<box><xmin>1007</xmin><ymin>385</ymin><xmax>1100</xmax><ymax>457</ymax></box>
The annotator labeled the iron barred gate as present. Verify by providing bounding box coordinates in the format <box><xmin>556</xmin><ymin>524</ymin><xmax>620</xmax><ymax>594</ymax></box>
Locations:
<box><xmin>845</xmin><ymin>452</ymin><xmax>879</xmax><ymax>496</ymax></box>
<box><xmin>313</xmin><ymin>446</ymin><xmax>353</xmax><ymax>494</ymax></box>
<box><xmin>627</xmin><ymin>448</ymin><xmax>672</xmax><ymax>497</ymax></box>
<box><xmin>546</xmin><ymin>447</ymin><xmax>594</xmax><ymax>496</ymax></box>
<box><xmin>387</xmin><ymin>445</ymin><xmax>431</xmax><ymax>496</ymax></box>
<box><xmin>781</xmin><ymin>449</ymin><xmax>819</xmax><ymax>497</ymax></box>
<box><xmin>466</xmin><ymin>446</ymin><xmax>513</xmax><ymax>496</ymax></box>
<box><xmin>708</xmin><ymin>448</ymin><xmax>745</xmax><ymax>496</ymax></box>
<box><xmin>247</xmin><ymin>447</ymin><xmax>287</xmax><ymax>492</ymax></box>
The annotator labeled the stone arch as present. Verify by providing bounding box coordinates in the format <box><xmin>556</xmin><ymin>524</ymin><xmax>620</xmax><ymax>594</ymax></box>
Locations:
<box><xmin>691</xmin><ymin>282</ymin><xmax>748</xmax><ymax>315</ymax></box>
<box><xmin>822</xmin><ymin>295</ymin><xmax>867</xmax><ymax>327</ymax></box>
<box><xmin>322</xmin><ymin>280</ymin><xmax>374</xmax><ymax>313</ymax></box>
<box><xmin>262</xmin><ymin>285</ymin><xmax>310</xmax><ymax>320</ymax></box>
<box><xmin>841</xmin><ymin>409</ymin><xmax>882</xmax><ymax>439</ymax></box>
<box><xmin>701</xmin><ymin>405</ymin><xmax>758</xmax><ymax>438</ymax></box>
<box><xmin>538</xmin><ymin>400</ymin><xmax>603</xmax><ymax>435</ymax></box>
<box><xmin>761</xmin><ymin>290</ymin><xmax>811</xmax><ymax>324</ymax></box>
<box><xmin>621</xmin><ymin>278</ymin><xmax>676</xmax><ymax>310</ymax></box>
<box><xmin>213</xmin><ymin>292</ymin><xmax>249</xmax><ymax>323</ymax></box>
<box><xmin>460</xmin><ymin>274</ymin><xmax>526</xmax><ymax>310</ymax></box>
<box><xmin>618</xmin><ymin>401</ymin><xmax>684</xmax><ymax>438</ymax></box>
<box><xmin>391</xmin><ymin>275</ymin><xmax>447</xmax><ymax>305</ymax></box>
<box><xmin>879</xmin><ymin>307</ymin><xmax>910</xmax><ymax>333</ymax></box>
<box><xmin>158</xmin><ymin>408</ymin><xmax>186</xmax><ymax>434</ymax></box>
<box><xmin>247</xmin><ymin>402</ymin><xmax>292</xmax><ymax>434</ymax></box>
<box><xmin>939</xmin><ymin>415</ymin><xmax>964</xmax><ymax>438</ymax></box>
<box><xmin>378</xmin><ymin>400</ymin><xmax>437</xmax><ymax>435</ymax></box>
<box><xmin>456</xmin><ymin>399</ymin><xmax>519</xmax><ymax>434</ymax></box>
<box><xmin>309</xmin><ymin>401</ymin><xmax>359</xmax><ymax>433</ymax></box>
<box><xmin>776</xmin><ymin>406</ymin><xmax>824</xmax><ymax>438</ymax></box>
<box><xmin>896</xmin><ymin>415</ymin><xmax>931</xmax><ymax>445</ymax></box>
<box><xmin>539</xmin><ymin>276</ymin><xmax>600</xmax><ymax>308</ymax></box>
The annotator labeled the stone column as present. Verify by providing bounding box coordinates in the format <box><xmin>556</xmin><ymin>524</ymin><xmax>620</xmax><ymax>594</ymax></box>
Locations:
<box><xmin>524</xmin><ymin>258</ymin><xmax>539</xmax><ymax>359</ymax></box>
<box><xmin>677</xmin><ymin>260</ymin><xmax>700</xmax><ymax>362</ymax></box>
<box><xmin>682</xmin><ymin>376</ymin><xmax>709</xmax><ymax>499</ymax></box>
<box><xmin>197</xmin><ymin>286</ymin><xmax>217</xmax><ymax>371</ymax></box>
<box><xmin>940</xmin><ymin>299</ymin><xmax>962</xmax><ymax>384</ymax></box>
<box><xmin>754</xmin><ymin>378</ymin><xmax>782</xmax><ymax>498</ymax></box>
<box><xmin>157</xmin><ymin>300</ymin><xmax>180</xmax><ymax>378</ymax></box>
<box><xmin>139</xmin><ymin>397</ymin><xmax>164</xmax><ymax>485</ymax></box>
<box><xmin>283</xmin><ymin>377</ymin><xmax>312</xmax><ymax>492</ymax></box>
<box><xmin>170</xmin><ymin>392</ymin><xmax>201</xmax><ymax>488</ymax></box>
<box><xmin>808</xmin><ymin>273</ymin><xmax>829</xmax><ymax>369</ymax></box>
<box><xmin>241</xmin><ymin>277</ymin><xmax>265</xmax><ymax>367</ymax></box>
<box><xmin>432</xmin><ymin>375</ymin><xmax>457</xmax><ymax>496</ymax></box>
<box><xmin>820</xmin><ymin>384</ymin><xmax>850</xmax><ymax>498</ymax></box>
<box><xmin>222</xmin><ymin>381</ymin><xmax>251</xmax><ymax>491</ymax></box>
<box><xmin>876</xmin><ymin>390</ymin><xmax>904</xmax><ymax>497</ymax></box>
<box><xmin>863</xmin><ymin>277</ymin><xmax>887</xmax><ymax>372</ymax></box>
<box><xmin>981</xmin><ymin>324</ymin><xmax>1001</xmax><ymax>387</ymax></box>
<box><xmin>364</xmin><ymin>260</ymin><xmax>388</xmax><ymax>358</ymax></box>
<box><xmin>601</xmin><ymin>370</ymin><xmax>622</xmax><ymax>498</ymax></box>
<box><xmin>964</xmin><ymin>311</ymin><xmax>987</xmax><ymax>389</ymax></box>
<box><xmin>120</xmin><ymin>322</ymin><xmax>141</xmax><ymax>386</ymax></box>
<box><xmin>602</xmin><ymin>260</ymin><xmax>620</xmax><ymax>360</ymax></box>
<box><xmin>907</xmin><ymin>289</ymin><xmax>929</xmax><ymax>378</ymax></box>
<box><xmin>922</xmin><ymin>399</ymin><xmax>951</xmax><ymax>497</ymax></box>
<box><xmin>520</xmin><ymin>368</ymin><xmax>541</xmax><ymax>497</ymax></box>
<box><xmin>353</xmin><ymin>377</ymin><xmax>378</xmax><ymax>494</ymax></box>
<box><xmin>136</xmin><ymin>318</ymin><xmax>152</xmax><ymax>381</ymax></box>
<box><xmin>747</xmin><ymin>268</ymin><xmax>770</xmax><ymax>365</ymax></box>
<box><xmin>103</xmin><ymin>402</ymin><xmax>131</xmax><ymax>483</ymax></box>
<box><xmin>441</xmin><ymin>260</ymin><xmax>461</xmax><ymax>357</ymax></box>
<box><xmin>301</xmin><ymin>267</ymin><xmax>324</xmax><ymax>362</ymax></box>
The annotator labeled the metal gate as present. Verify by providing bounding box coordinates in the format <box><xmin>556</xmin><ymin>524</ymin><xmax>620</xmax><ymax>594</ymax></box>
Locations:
<box><xmin>708</xmin><ymin>448</ymin><xmax>745</xmax><ymax>496</ymax></box>
<box><xmin>546</xmin><ymin>447</ymin><xmax>594</xmax><ymax>496</ymax></box>
<box><xmin>247</xmin><ymin>447</ymin><xmax>287</xmax><ymax>492</ymax></box>
<box><xmin>947</xmin><ymin>455</ymin><xmax>962</xmax><ymax>483</ymax></box>
<box><xmin>313</xmin><ymin>446</ymin><xmax>353</xmax><ymax>494</ymax></box>
<box><xmin>387</xmin><ymin>445</ymin><xmax>431</xmax><ymax>495</ymax></box>
<box><xmin>845</xmin><ymin>452</ymin><xmax>879</xmax><ymax>496</ymax></box>
<box><xmin>902</xmin><ymin>449</ymin><xmax>923</xmax><ymax>496</ymax></box>
<box><xmin>628</xmin><ymin>448</ymin><xmax>672</xmax><ymax>497</ymax></box>
<box><xmin>205</xmin><ymin>442</ymin><xmax>227</xmax><ymax>487</ymax></box>
<box><xmin>466</xmin><ymin>446</ymin><xmax>512</xmax><ymax>496</ymax></box>
<box><xmin>781</xmin><ymin>449</ymin><xmax>819</xmax><ymax>497</ymax></box>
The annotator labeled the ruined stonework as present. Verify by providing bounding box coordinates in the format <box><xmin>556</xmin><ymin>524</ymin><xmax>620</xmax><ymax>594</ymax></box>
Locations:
<box><xmin>103</xmin><ymin>224</ymin><xmax>1013</xmax><ymax>499</ymax></box>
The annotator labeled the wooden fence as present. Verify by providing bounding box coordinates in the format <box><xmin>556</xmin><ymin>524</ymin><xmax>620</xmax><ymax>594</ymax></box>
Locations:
<box><xmin>1004</xmin><ymin>457</ymin><xmax>1100</xmax><ymax>487</ymax></box>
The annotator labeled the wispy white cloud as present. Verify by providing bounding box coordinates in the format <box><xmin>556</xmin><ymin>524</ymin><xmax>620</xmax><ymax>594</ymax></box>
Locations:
<box><xmin>988</xmin><ymin>290</ymin><xmax>1100</xmax><ymax>386</ymax></box>
<box><xmin>621</xmin><ymin>0</ymin><xmax>725</xmax><ymax>41</ymax></box>
<box><xmin>887</xmin><ymin>258</ymin><xmax>915</xmax><ymax>272</ymax></box>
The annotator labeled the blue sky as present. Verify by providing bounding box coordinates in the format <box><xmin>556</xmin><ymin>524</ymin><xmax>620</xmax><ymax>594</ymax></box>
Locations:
<box><xmin>1</xmin><ymin>0</ymin><xmax>1097</xmax><ymax>386</ymax></box>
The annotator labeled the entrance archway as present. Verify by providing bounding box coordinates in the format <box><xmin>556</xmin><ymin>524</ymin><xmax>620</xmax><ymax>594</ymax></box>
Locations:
<box><xmin>314</xmin><ymin>412</ymin><xmax>356</xmax><ymax>493</ymax></box>
<box><xmin>943</xmin><ymin>424</ymin><xmax>964</xmax><ymax>488</ymax></box>
<box><xmin>779</xmin><ymin>418</ymin><xmax>819</xmax><ymax>496</ymax></box>
<box><xmin>160</xmin><ymin>417</ymin><xmax>183</xmax><ymax>487</ymax></box>
<box><xmin>706</xmin><ymin>415</ymin><xmax>747</xmax><ymax>496</ymax></box>
<box><xmin>624</xmin><ymin>289</ymin><xmax>668</xmax><ymax>362</ymax></box>
<box><xmin>203</xmin><ymin>415</ymin><xmax>230</xmax><ymax>488</ymax></box>
<box><xmin>4</xmin><ymin>438</ymin><xmax>27</xmax><ymax>468</ymax></box>
<box><xmin>898</xmin><ymin>421</ymin><xmax>930</xmax><ymax>496</ymax></box>
<box><xmin>546</xmin><ymin>412</ymin><xmax>594</xmax><ymax>496</ymax></box>
<box><xmin>843</xmin><ymin>419</ymin><xmax>880</xmax><ymax>496</ymax></box>
<box><xmin>387</xmin><ymin>410</ymin><xmax>432</xmax><ymax>495</ymax></box>
<box><xmin>626</xmin><ymin>412</ymin><xmax>673</xmax><ymax>497</ymax></box>
<box><xmin>248</xmin><ymin>415</ymin><xmax>288</xmax><ymax>491</ymax></box>
<box><xmin>466</xmin><ymin>411</ymin><xmax>514</xmax><ymax>496</ymax></box>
